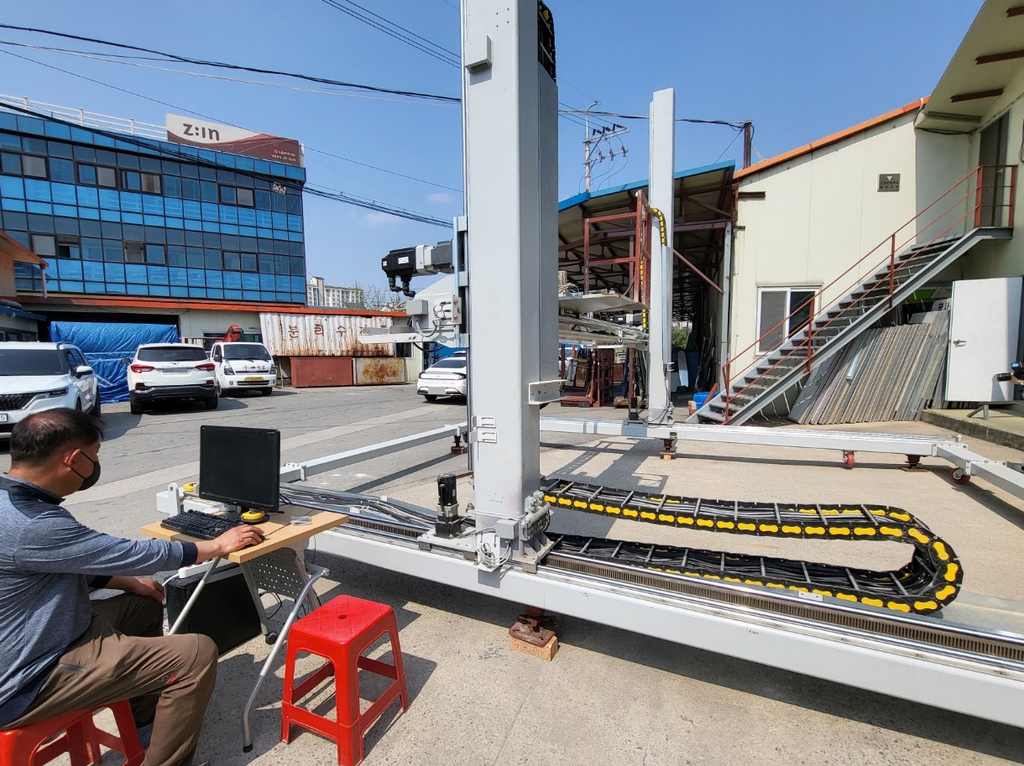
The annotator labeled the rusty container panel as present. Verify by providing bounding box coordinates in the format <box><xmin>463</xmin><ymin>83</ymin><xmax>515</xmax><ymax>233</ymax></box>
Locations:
<box><xmin>353</xmin><ymin>357</ymin><xmax>407</xmax><ymax>385</ymax></box>
<box><xmin>260</xmin><ymin>313</ymin><xmax>395</xmax><ymax>357</ymax></box>
<box><xmin>290</xmin><ymin>356</ymin><xmax>354</xmax><ymax>388</ymax></box>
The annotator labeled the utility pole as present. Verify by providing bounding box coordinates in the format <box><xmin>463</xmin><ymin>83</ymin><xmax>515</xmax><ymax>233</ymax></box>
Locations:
<box><xmin>742</xmin><ymin>121</ymin><xmax>753</xmax><ymax>169</ymax></box>
<box><xmin>583</xmin><ymin>101</ymin><xmax>599</xmax><ymax>193</ymax></box>
<box><xmin>583</xmin><ymin>102</ymin><xmax>628</xmax><ymax>192</ymax></box>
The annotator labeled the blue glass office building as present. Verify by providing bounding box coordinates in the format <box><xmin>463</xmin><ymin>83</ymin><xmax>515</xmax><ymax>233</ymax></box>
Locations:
<box><xmin>0</xmin><ymin>109</ymin><xmax>307</xmax><ymax>304</ymax></box>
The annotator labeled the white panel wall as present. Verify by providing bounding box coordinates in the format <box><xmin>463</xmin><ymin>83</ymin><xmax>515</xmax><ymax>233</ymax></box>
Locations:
<box><xmin>178</xmin><ymin>310</ymin><xmax>260</xmax><ymax>340</ymax></box>
<box><xmin>731</xmin><ymin>114</ymin><xmax>920</xmax><ymax>375</ymax></box>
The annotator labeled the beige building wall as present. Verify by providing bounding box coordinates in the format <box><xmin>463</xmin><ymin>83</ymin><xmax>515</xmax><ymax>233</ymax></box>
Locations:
<box><xmin>730</xmin><ymin>113</ymin><xmax>920</xmax><ymax>375</ymax></box>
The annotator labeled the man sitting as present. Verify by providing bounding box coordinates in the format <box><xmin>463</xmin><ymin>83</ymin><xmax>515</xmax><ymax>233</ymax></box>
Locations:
<box><xmin>0</xmin><ymin>408</ymin><xmax>264</xmax><ymax>766</ymax></box>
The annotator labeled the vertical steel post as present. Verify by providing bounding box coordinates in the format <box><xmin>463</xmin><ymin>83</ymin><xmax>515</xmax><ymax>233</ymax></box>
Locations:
<box><xmin>888</xmin><ymin>233</ymin><xmax>896</xmax><ymax>305</ymax></box>
<box><xmin>1009</xmin><ymin>166</ymin><xmax>1017</xmax><ymax>229</ymax></box>
<box><xmin>974</xmin><ymin>167</ymin><xmax>984</xmax><ymax>229</ymax></box>
<box><xmin>718</xmin><ymin>222</ymin><xmax>733</xmax><ymax>392</ymax></box>
<box><xmin>646</xmin><ymin>88</ymin><xmax>675</xmax><ymax>424</ymax></box>
<box><xmin>461</xmin><ymin>0</ymin><xmax>558</xmax><ymax>536</ymax></box>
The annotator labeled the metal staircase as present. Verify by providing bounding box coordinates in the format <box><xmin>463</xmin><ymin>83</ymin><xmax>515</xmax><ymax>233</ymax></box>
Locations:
<box><xmin>691</xmin><ymin>165</ymin><xmax>1017</xmax><ymax>425</ymax></box>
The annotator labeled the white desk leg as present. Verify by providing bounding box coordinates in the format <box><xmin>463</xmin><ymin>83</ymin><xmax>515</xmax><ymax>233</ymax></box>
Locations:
<box><xmin>168</xmin><ymin>557</ymin><xmax>222</xmax><ymax>635</ymax></box>
<box><xmin>241</xmin><ymin>568</ymin><xmax>324</xmax><ymax>752</ymax></box>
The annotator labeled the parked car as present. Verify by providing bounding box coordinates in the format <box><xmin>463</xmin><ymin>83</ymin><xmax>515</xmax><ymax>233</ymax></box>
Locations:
<box><xmin>417</xmin><ymin>353</ymin><xmax>468</xmax><ymax>402</ymax></box>
<box><xmin>125</xmin><ymin>343</ymin><xmax>217</xmax><ymax>414</ymax></box>
<box><xmin>209</xmin><ymin>341</ymin><xmax>276</xmax><ymax>396</ymax></box>
<box><xmin>0</xmin><ymin>342</ymin><xmax>100</xmax><ymax>437</ymax></box>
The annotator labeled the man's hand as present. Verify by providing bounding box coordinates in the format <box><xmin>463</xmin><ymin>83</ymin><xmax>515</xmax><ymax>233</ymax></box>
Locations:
<box><xmin>107</xmin><ymin>576</ymin><xmax>165</xmax><ymax>602</ymax></box>
<box><xmin>193</xmin><ymin>524</ymin><xmax>265</xmax><ymax>563</ymax></box>
<box><xmin>215</xmin><ymin>524</ymin><xmax>265</xmax><ymax>555</ymax></box>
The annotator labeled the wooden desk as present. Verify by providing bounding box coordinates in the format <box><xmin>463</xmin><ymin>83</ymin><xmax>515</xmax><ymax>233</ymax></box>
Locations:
<box><xmin>143</xmin><ymin>504</ymin><xmax>348</xmax><ymax>751</ymax></box>
<box><xmin>141</xmin><ymin>505</ymin><xmax>347</xmax><ymax>563</ymax></box>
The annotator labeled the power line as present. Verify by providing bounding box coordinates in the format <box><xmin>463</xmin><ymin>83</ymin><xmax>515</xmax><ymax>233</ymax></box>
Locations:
<box><xmin>305</xmin><ymin>184</ymin><xmax>450</xmax><ymax>227</ymax></box>
<box><xmin>318</xmin><ymin>0</ymin><xmax>459</xmax><ymax>68</ymax></box>
<box><xmin>561</xmin><ymin>108</ymin><xmax>750</xmax><ymax>130</ymax></box>
<box><xmin>1</xmin><ymin>47</ymin><xmax>461</xmax><ymax>194</ymax></box>
<box><xmin>0</xmin><ymin>23</ymin><xmax>459</xmax><ymax>104</ymax></box>
<box><xmin>0</xmin><ymin>99</ymin><xmax>450</xmax><ymax>228</ymax></box>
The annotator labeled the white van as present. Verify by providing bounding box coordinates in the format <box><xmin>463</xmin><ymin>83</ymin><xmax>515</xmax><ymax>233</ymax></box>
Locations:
<box><xmin>209</xmin><ymin>341</ymin><xmax>276</xmax><ymax>396</ymax></box>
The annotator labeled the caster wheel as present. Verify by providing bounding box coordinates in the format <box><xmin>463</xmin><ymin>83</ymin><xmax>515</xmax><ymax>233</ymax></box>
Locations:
<box><xmin>842</xmin><ymin>452</ymin><xmax>855</xmax><ymax>469</ymax></box>
<box><xmin>951</xmin><ymin>468</ymin><xmax>970</xmax><ymax>485</ymax></box>
<box><xmin>265</xmin><ymin>632</ymin><xmax>278</xmax><ymax>645</ymax></box>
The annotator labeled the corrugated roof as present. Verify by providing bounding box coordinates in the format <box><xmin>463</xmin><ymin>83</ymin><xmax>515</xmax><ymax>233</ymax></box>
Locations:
<box><xmin>559</xmin><ymin>160</ymin><xmax>736</xmax><ymax>212</ymax></box>
<box><xmin>734</xmin><ymin>99</ymin><xmax>928</xmax><ymax>181</ymax></box>
<box><xmin>0</xmin><ymin>231</ymin><xmax>48</xmax><ymax>268</ymax></box>
<box><xmin>0</xmin><ymin>303</ymin><xmax>45</xmax><ymax>321</ymax></box>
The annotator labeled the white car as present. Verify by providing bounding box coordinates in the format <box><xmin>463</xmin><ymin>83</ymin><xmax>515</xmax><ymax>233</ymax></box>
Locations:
<box><xmin>417</xmin><ymin>353</ymin><xmax>468</xmax><ymax>402</ymax></box>
<box><xmin>209</xmin><ymin>341</ymin><xmax>276</xmax><ymax>396</ymax></box>
<box><xmin>126</xmin><ymin>343</ymin><xmax>217</xmax><ymax>414</ymax></box>
<box><xmin>0</xmin><ymin>342</ymin><xmax>100</xmax><ymax>438</ymax></box>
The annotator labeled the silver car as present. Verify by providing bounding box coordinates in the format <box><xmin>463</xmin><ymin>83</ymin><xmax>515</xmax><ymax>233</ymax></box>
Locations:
<box><xmin>417</xmin><ymin>354</ymin><xmax>467</xmax><ymax>402</ymax></box>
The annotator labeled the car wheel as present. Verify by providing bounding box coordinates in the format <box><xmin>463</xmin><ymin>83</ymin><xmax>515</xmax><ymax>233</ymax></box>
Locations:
<box><xmin>204</xmin><ymin>395</ymin><xmax>219</xmax><ymax>410</ymax></box>
<box><xmin>215</xmin><ymin>381</ymin><xmax>223</xmax><ymax>396</ymax></box>
<box><xmin>424</xmin><ymin>394</ymin><xmax>438</xmax><ymax>402</ymax></box>
<box><xmin>89</xmin><ymin>399</ymin><xmax>102</xmax><ymax>418</ymax></box>
<box><xmin>74</xmin><ymin>399</ymin><xmax>82</xmax><ymax>412</ymax></box>
<box><xmin>260</xmin><ymin>387</ymin><xmax>273</xmax><ymax>396</ymax></box>
<box><xmin>129</xmin><ymin>394</ymin><xmax>143</xmax><ymax>415</ymax></box>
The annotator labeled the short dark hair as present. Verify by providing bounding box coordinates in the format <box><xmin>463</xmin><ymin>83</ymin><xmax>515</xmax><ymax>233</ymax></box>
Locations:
<box><xmin>10</xmin><ymin>408</ymin><xmax>105</xmax><ymax>465</ymax></box>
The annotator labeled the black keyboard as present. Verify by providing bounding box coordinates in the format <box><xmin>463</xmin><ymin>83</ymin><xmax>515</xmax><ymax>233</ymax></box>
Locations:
<box><xmin>160</xmin><ymin>510</ymin><xmax>242</xmax><ymax>540</ymax></box>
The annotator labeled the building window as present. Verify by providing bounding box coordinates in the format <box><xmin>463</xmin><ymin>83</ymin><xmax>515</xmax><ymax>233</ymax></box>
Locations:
<box><xmin>57</xmin><ymin>238</ymin><xmax>81</xmax><ymax>259</ymax></box>
<box><xmin>49</xmin><ymin>158</ymin><xmax>75</xmax><ymax>183</ymax></box>
<box><xmin>757</xmin><ymin>287</ymin><xmax>817</xmax><ymax>354</ymax></box>
<box><xmin>124</xmin><ymin>241</ymin><xmax>145</xmax><ymax>264</ymax></box>
<box><xmin>30</xmin><ymin>234</ymin><xmax>56</xmax><ymax>257</ymax></box>
<box><xmin>21</xmin><ymin>155</ymin><xmax>47</xmax><ymax>178</ymax></box>
<box><xmin>236</xmin><ymin>187</ymin><xmax>254</xmax><ymax>207</ymax></box>
<box><xmin>141</xmin><ymin>172</ymin><xmax>162</xmax><ymax>194</ymax></box>
<box><xmin>120</xmin><ymin>170</ymin><xmax>141</xmax><ymax>191</ymax></box>
<box><xmin>78</xmin><ymin>163</ymin><xmax>97</xmax><ymax>185</ymax></box>
<box><xmin>96</xmin><ymin>166</ymin><xmax>117</xmax><ymax>188</ymax></box>
<box><xmin>220</xmin><ymin>185</ymin><xmax>236</xmax><ymax>204</ymax></box>
<box><xmin>1</xmin><ymin>152</ymin><xmax>20</xmax><ymax>174</ymax></box>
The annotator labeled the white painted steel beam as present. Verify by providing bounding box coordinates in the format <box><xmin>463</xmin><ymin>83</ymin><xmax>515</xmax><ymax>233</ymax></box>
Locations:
<box><xmin>646</xmin><ymin>88</ymin><xmax>675</xmax><ymax>424</ymax></box>
<box><xmin>278</xmin><ymin>424</ymin><xmax>466</xmax><ymax>482</ymax></box>
<box><xmin>541</xmin><ymin>416</ymin><xmax>957</xmax><ymax>457</ymax></box>
<box><xmin>315</xmin><ymin>527</ymin><xmax>1024</xmax><ymax>729</ymax></box>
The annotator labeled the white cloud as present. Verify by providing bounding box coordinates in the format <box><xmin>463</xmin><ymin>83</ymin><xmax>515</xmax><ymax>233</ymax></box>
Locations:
<box><xmin>426</xmin><ymin>192</ymin><xmax>454</xmax><ymax>205</ymax></box>
<box><xmin>362</xmin><ymin>211</ymin><xmax>396</xmax><ymax>227</ymax></box>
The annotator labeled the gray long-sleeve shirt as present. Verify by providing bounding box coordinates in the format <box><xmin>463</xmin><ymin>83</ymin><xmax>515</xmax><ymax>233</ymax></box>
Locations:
<box><xmin>0</xmin><ymin>474</ymin><xmax>199</xmax><ymax>727</ymax></box>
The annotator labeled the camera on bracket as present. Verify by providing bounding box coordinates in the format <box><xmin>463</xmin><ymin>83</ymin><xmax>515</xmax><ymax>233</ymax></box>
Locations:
<box><xmin>995</xmin><ymin>362</ymin><xmax>1024</xmax><ymax>384</ymax></box>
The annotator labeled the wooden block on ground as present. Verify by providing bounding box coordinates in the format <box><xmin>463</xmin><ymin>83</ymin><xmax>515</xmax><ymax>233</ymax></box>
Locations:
<box><xmin>510</xmin><ymin>634</ymin><xmax>559</xmax><ymax>661</ymax></box>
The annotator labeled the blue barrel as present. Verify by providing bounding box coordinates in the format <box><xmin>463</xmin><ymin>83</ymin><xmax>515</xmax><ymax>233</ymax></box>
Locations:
<box><xmin>693</xmin><ymin>392</ymin><xmax>710</xmax><ymax>409</ymax></box>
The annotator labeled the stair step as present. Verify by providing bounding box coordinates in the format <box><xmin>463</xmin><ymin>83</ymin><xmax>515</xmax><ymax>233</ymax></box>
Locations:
<box><xmin>700</xmin><ymin>410</ymin><xmax>726</xmax><ymax>423</ymax></box>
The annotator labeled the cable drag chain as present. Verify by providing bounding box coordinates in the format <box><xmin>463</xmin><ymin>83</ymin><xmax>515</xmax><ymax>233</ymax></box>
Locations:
<box><xmin>540</xmin><ymin>479</ymin><xmax>961</xmax><ymax>614</ymax></box>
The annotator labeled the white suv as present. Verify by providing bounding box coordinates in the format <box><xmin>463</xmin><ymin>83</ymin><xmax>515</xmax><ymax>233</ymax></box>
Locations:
<box><xmin>126</xmin><ymin>343</ymin><xmax>217</xmax><ymax>414</ymax></box>
<box><xmin>0</xmin><ymin>342</ymin><xmax>100</xmax><ymax>438</ymax></box>
<box><xmin>209</xmin><ymin>341</ymin><xmax>276</xmax><ymax>396</ymax></box>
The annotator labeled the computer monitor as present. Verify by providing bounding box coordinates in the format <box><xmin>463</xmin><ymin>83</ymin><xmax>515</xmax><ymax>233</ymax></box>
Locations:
<box><xmin>198</xmin><ymin>425</ymin><xmax>281</xmax><ymax>513</ymax></box>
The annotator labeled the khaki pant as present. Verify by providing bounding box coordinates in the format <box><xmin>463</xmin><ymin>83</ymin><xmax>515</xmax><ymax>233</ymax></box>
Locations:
<box><xmin>6</xmin><ymin>594</ymin><xmax>218</xmax><ymax>766</ymax></box>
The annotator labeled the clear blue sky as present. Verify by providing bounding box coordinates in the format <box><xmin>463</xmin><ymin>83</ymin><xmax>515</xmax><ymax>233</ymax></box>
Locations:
<box><xmin>0</xmin><ymin>0</ymin><xmax>983</xmax><ymax>292</ymax></box>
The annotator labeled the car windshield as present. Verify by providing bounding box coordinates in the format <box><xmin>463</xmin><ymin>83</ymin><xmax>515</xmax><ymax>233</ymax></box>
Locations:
<box><xmin>430</xmin><ymin>358</ymin><xmax>466</xmax><ymax>370</ymax></box>
<box><xmin>137</xmin><ymin>346</ymin><xmax>208</xmax><ymax>362</ymax></box>
<box><xmin>0</xmin><ymin>349</ymin><xmax>66</xmax><ymax>376</ymax></box>
<box><xmin>223</xmin><ymin>344</ymin><xmax>272</xmax><ymax>361</ymax></box>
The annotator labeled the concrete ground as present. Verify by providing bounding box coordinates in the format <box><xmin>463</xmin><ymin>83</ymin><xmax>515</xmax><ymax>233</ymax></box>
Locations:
<box><xmin>5</xmin><ymin>389</ymin><xmax>1024</xmax><ymax>765</ymax></box>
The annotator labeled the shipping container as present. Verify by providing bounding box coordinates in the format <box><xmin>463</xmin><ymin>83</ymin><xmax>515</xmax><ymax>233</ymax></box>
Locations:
<box><xmin>353</xmin><ymin>357</ymin><xmax>407</xmax><ymax>385</ymax></box>
<box><xmin>259</xmin><ymin>313</ymin><xmax>395</xmax><ymax>357</ymax></box>
<box><xmin>291</xmin><ymin>357</ymin><xmax>354</xmax><ymax>388</ymax></box>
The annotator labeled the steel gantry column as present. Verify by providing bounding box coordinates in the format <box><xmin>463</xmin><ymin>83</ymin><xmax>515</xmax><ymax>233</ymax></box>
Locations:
<box><xmin>461</xmin><ymin>0</ymin><xmax>559</xmax><ymax>549</ymax></box>
<box><xmin>647</xmin><ymin>88</ymin><xmax>676</xmax><ymax>423</ymax></box>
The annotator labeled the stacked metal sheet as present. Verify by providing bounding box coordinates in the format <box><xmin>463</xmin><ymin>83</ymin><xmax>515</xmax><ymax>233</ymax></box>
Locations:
<box><xmin>789</xmin><ymin>318</ymin><xmax>948</xmax><ymax>425</ymax></box>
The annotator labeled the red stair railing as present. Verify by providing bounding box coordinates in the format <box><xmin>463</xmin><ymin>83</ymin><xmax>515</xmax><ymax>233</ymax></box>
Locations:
<box><xmin>716</xmin><ymin>164</ymin><xmax>1016</xmax><ymax>422</ymax></box>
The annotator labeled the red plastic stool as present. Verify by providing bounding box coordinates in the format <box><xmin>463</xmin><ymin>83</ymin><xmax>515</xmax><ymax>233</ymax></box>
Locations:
<box><xmin>0</xmin><ymin>700</ymin><xmax>144</xmax><ymax>766</ymax></box>
<box><xmin>281</xmin><ymin>595</ymin><xmax>409</xmax><ymax>766</ymax></box>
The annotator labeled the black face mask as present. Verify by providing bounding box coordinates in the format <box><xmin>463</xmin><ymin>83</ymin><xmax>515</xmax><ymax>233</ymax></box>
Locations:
<box><xmin>71</xmin><ymin>453</ymin><xmax>101</xmax><ymax>491</ymax></box>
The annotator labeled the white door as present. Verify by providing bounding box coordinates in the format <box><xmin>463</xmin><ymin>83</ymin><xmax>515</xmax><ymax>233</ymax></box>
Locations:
<box><xmin>946</xmin><ymin>277</ymin><xmax>1022</xmax><ymax>402</ymax></box>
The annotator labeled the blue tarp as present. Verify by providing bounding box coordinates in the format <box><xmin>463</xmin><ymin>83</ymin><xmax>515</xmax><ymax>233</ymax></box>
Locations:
<box><xmin>50</xmin><ymin>322</ymin><xmax>179</xmax><ymax>403</ymax></box>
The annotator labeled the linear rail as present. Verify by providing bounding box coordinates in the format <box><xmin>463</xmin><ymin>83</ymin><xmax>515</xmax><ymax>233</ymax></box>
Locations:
<box><xmin>540</xmin><ymin>479</ymin><xmax>961</xmax><ymax>614</ymax></box>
